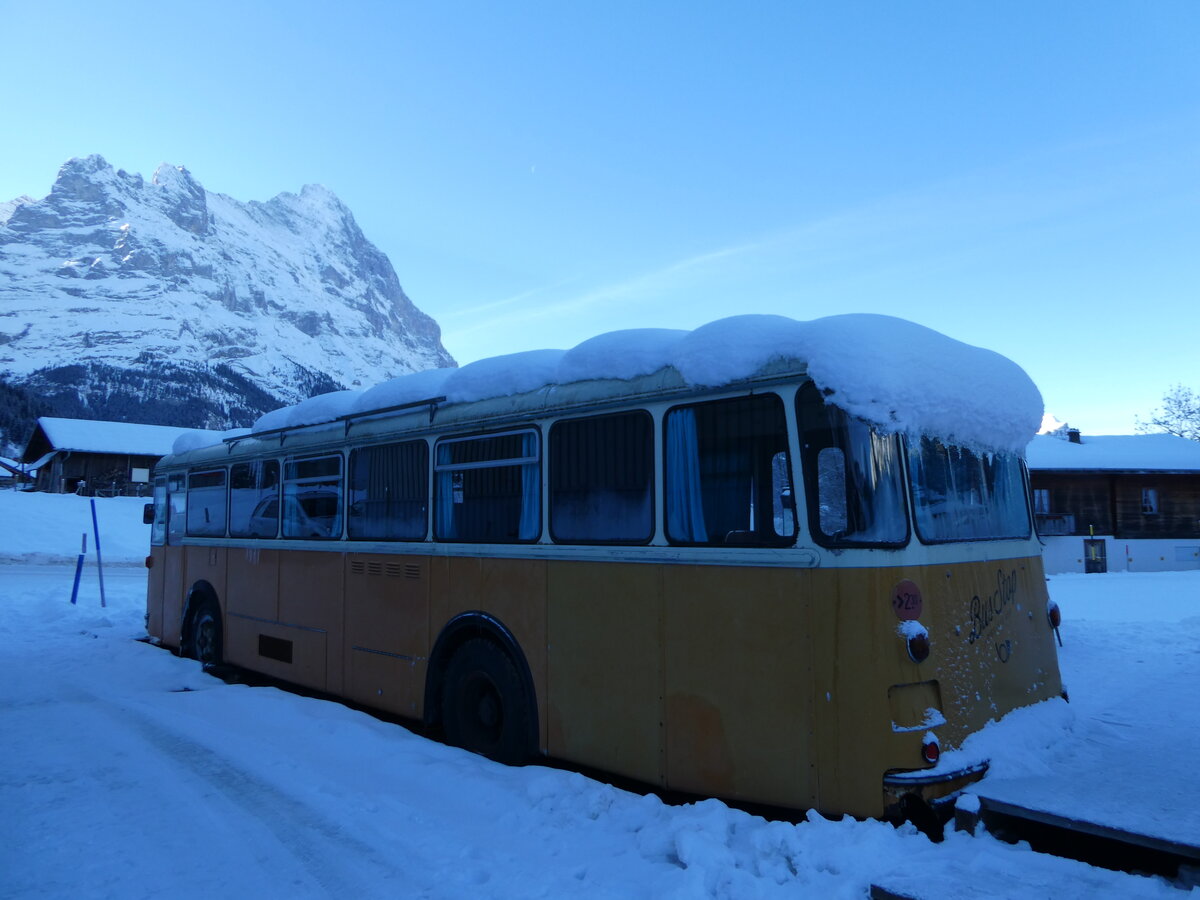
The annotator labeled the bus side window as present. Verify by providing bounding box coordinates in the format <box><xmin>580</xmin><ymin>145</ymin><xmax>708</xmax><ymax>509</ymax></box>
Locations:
<box><xmin>664</xmin><ymin>393</ymin><xmax>795</xmax><ymax>547</ymax></box>
<box><xmin>187</xmin><ymin>469</ymin><xmax>228</xmax><ymax>537</ymax></box>
<box><xmin>550</xmin><ymin>411</ymin><xmax>652</xmax><ymax>544</ymax></box>
<box><xmin>230</xmin><ymin>460</ymin><xmax>281</xmax><ymax>538</ymax></box>
<box><xmin>167</xmin><ymin>474</ymin><xmax>186</xmax><ymax>542</ymax></box>
<box><xmin>150</xmin><ymin>476</ymin><xmax>168</xmax><ymax>546</ymax></box>
<box><xmin>348</xmin><ymin>441</ymin><xmax>429</xmax><ymax>541</ymax></box>
<box><xmin>435</xmin><ymin>430</ymin><xmax>540</xmax><ymax>543</ymax></box>
<box><xmin>282</xmin><ymin>455</ymin><xmax>343</xmax><ymax>540</ymax></box>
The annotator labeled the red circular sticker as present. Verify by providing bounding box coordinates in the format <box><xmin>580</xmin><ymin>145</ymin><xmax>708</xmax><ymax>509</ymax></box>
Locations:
<box><xmin>893</xmin><ymin>579</ymin><xmax>923</xmax><ymax>620</ymax></box>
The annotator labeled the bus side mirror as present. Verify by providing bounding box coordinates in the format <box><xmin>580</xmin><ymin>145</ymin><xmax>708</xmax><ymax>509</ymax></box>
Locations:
<box><xmin>143</xmin><ymin>503</ymin><xmax>155</xmax><ymax>525</ymax></box>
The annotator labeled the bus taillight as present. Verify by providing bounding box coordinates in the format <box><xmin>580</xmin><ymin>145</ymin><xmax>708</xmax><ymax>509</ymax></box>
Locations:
<box><xmin>898</xmin><ymin>620</ymin><xmax>930</xmax><ymax>663</ymax></box>
<box><xmin>1047</xmin><ymin>600</ymin><xmax>1062</xmax><ymax>629</ymax></box>
<box><xmin>922</xmin><ymin>733</ymin><xmax>940</xmax><ymax>764</ymax></box>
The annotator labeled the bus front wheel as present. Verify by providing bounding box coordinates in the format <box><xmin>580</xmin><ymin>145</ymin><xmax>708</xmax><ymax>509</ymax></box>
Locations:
<box><xmin>186</xmin><ymin>600</ymin><xmax>223</xmax><ymax>667</ymax></box>
<box><xmin>442</xmin><ymin>638</ymin><xmax>531</xmax><ymax>765</ymax></box>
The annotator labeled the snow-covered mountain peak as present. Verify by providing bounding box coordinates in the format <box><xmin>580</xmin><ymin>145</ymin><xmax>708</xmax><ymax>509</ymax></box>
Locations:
<box><xmin>0</xmin><ymin>155</ymin><xmax>455</xmax><ymax>440</ymax></box>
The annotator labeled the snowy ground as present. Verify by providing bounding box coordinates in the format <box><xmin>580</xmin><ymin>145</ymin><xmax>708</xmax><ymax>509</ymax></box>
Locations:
<box><xmin>1</xmin><ymin>492</ymin><xmax>1197</xmax><ymax>898</ymax></box>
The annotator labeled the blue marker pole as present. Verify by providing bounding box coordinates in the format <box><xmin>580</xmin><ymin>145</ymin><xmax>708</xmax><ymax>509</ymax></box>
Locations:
<box><xmin>90</xmin><ymin>498</ymin><xmax>107</xmax><ymax>609</ymax></box>
<box><xmin>69</xmin><ymin>533</ymin><xmax>87</xmax><ymax>605</ymax></box>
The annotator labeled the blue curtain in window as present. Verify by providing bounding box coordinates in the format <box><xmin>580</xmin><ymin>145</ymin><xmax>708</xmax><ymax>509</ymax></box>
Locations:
<box><xmin>666</xmin><ymin>409</ymin><xmax>707</xmax><ymax>542</ymax></box>
<box><xmin>519</xmin><ymin>432</ymin><xmax>540</xmax><ymax>540</ymax></box>
<box><xmin>435</xmin><ymin>444</ymin><xmax>456</xmax><ymax>539</ymax></box>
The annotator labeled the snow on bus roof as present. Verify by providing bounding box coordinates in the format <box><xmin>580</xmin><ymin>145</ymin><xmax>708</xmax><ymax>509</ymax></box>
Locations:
<box><xmin>228</xmin><ymin>314</ymin><xmax>1041</xmax><ymax>455</ymax></box>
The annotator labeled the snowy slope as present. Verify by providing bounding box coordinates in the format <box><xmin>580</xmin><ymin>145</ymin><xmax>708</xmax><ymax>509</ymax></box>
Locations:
<box><xmin>0</xmin><ymin>155</ymin><xmax>454</xmax><ymax>433</ymax></box>
<box><xmin>1</xmin><ymin>493</ymin><xmax>1195</xmax><ymax>897</ymax></box>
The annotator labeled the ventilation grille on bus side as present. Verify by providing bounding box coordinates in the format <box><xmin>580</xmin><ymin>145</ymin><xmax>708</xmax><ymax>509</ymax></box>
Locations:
<box><xmin>349</xmin><ymin>560</ymin><xmax>422</xmax><ymax>579</ymax></box>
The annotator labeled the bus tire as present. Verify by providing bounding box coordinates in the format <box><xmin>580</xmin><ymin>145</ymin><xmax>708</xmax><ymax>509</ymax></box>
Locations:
<box><xmin>186</xmin><ymin>599</ymin><xmax>223</xmax><ymax>668</ymax></box>
<box><xmin>442</xmin><ymin>637</ymin><xmax>531</xmax><ymax>765</ymax></box>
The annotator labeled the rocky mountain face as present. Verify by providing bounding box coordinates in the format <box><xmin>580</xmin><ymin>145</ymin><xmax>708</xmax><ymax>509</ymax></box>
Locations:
<box><xmin>0</xmin><ymin>155</ymin><xmax>455</xmax><ymax>451</ymax></box>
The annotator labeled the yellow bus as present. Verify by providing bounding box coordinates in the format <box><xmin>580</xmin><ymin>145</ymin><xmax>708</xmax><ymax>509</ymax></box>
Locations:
<box><xmin>144</xmin><ymin>314</ymin><xmax>1063</xmax><ymax>823</ymax></box>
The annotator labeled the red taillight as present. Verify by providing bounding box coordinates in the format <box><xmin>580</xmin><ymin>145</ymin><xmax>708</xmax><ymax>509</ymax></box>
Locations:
<box><xmin>906</xmin><ymin>630</ymin><xmax>930</xmax><ymax>663</ymax></box>
<box><xmin>1047</xmin><ymin>601</ymin><xmax>1061</xmax><ymax>629</ymax></box>
<box><xmin>922</xmin><ymin>735</ymin><xmax>940</xmax><ymax>764</ymax></box>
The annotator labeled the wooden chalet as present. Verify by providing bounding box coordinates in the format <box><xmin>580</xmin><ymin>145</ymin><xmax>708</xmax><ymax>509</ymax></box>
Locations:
<box><xmin>20</xmin><ymin>417</ymin><xmax>221</xmax><ymax>496</ymax></box>
<box><xmin>1027</xmin><ymin>430</ymin><xmax>1200</xmax><ymax>573</ymax></box>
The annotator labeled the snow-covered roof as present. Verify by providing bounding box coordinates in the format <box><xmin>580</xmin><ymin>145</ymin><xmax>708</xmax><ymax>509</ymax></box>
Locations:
<box><xmin>1026</xmin><ymin>433</ymin><xmax>1200</xmax><ymax>473</ymax></box>
<box><xmin>32</xmin><ymin>417</ymin><xmax>223</xmax><ymax>457</ymax></box>
<box><xmin>241</xmin><ymin>314</ymin><xmax>1043</xmax><ymax>454</ymax></box>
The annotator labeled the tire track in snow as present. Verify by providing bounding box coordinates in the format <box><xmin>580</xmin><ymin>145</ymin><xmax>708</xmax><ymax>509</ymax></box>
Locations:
<box><xmin>90</xmin><ymin>696</ymin><xmax>447</xmax><ymax>898</ymax></box>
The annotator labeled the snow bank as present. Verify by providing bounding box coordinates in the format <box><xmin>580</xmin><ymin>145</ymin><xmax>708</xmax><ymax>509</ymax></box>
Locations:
<box><xmin>0</xmin><ymin>491</ymin><xmax>150</xmax><ymax>565</ymax></box>
<box><xmin>242</xmin><ymin>313</ymin><xmax>1041</xmax><ymax>454</ymax></box>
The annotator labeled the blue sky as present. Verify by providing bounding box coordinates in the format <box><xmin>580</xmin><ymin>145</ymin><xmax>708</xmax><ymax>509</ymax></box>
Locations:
<box><xmin>2</xmin><ymin>1</ymin><xmax>1196</xmax><ymax>435</ymax></box>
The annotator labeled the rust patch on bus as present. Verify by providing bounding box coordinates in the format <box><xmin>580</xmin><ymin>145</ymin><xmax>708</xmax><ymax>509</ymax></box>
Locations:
<box><xmin>667</xmin><ymin>693</ymin><xmax>735</xmax><ymax>794</ymax></box>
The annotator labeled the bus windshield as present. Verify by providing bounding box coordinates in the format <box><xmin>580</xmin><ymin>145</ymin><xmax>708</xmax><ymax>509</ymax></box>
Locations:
<box><xmin>907</xmin><ymin>437</ymin><xmax>1030</xmax><ymax>543</ymax></box>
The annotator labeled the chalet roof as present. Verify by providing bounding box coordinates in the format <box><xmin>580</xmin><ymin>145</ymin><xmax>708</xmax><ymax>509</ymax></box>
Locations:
<box><xmin>1026</xmin><ymin>433</ymin><xmax>1200</xmax><ymax>473</ymax></box>
<box><xmin>23</xmin><ymin>417</ymin><xmax>222</xmax><ymax>460</ymax></box>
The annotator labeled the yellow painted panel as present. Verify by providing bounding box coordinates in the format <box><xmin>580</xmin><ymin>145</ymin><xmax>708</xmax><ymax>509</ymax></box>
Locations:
<box><xmin>663</xmin><ymin>566</ymin><xmax>816</xmax><ymax>810</ymax></box>
<box><xmin>547</xmin><ymin>561</ymin><xmax>665</xmax><ymax>784</ymax></box>
<box><xmin>344</xmin><ymin>553</ymin><xmax>431</xmax><ymax>718</ymax></box>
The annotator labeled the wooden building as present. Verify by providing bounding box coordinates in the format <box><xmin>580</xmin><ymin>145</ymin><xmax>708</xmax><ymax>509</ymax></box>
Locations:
<box><xmin>1027</xmin><ymin>431</ymin><xmax>1200</xmax><ymax>573</ymax></box>
<box><xmin>20</xmin><ymin>417</ymin><xmax>222</xmax><ymax>495</ymax></box>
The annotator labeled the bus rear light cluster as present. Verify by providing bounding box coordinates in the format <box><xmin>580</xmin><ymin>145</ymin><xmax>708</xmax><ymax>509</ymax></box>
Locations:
<box><xmin>897</xmin><ymin>620</ymin><xmax>930</xmax><ymax>664</ymax></box>
<box><xmin>922</xmin><ymin>733</ymin><xmax>940</xmax><ymax>764</ymax></box>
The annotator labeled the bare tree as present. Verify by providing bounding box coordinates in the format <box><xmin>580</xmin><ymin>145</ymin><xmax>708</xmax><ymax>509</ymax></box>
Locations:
<box><xmin>1137</xmin><ymin>385</ymin><xmax>1200</xmax><ymax>442</ymax></box>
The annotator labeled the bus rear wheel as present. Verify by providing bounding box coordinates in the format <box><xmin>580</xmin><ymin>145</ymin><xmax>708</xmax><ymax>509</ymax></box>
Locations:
<box><xmin>186</xmin><ymin>600</ymin><xmax>223</xmax><ymax>667</ymax></box>
<box><xmin>442</xmin><ymin>638</ymin><xmax>531</xmax><ymax>765</ymax></box>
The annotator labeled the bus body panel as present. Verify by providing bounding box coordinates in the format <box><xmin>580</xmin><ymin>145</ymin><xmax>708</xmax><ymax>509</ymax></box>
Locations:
<box><xmin>546</xmin><ymin>561</ymin><xmax>667</xmax><ymax>785</ymax></box>
<box><xmin>344</xmin><ymin>552</ymin><xmax>431</xmax><ymax>718</ymax></box>
<box><xmin>430</xmin><ymin>555</ymin><xmax>550</xmax><ymax>749</ymax></box>
<box><xmin>146</xmin><ymin>545</ymin><xmax>167</xmax><ymax>641</ymax></box>
<box><xmin>662</xmin><ymin>564</ymin><xmax>817</xmax><ymax>810</ymax></box>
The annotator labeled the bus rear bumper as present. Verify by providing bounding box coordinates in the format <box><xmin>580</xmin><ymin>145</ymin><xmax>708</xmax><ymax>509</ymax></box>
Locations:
<box><xmin>883</xmin><ymin>761</ymin><xmax>989</xmax><ymax>822</ymax></box>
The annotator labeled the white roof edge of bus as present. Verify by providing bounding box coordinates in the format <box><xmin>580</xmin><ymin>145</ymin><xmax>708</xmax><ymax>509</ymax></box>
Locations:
<box><xmin>169</xmin><ymin>314</ymin><xmax>1043</xmax><ymax>461</ymax></box>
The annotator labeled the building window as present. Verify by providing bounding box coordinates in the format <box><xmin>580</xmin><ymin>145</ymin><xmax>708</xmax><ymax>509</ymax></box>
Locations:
<box><xmin>348</xmin><ymin>441</ymin><xmax>429</xmax><ymax>540</ymax></box>
<box><xmin>1141</xmin><ymin>488</ymin><xmax>1159</xmax><ymax>515</ymax></box>
<box><xmin>550</xmin><ymin>411</ymin><xmax>653</xmax><ymax>543</ymax></box>
<box><xmin>1033</xmin><ymin>489</ymin><xmax>1051</xmax><ymax>514</ymax></box>
<box><xmin>229</xmin><ymin>460</ymin><xmax>281</xmax><ymax>538</ymax></box>
<box><xmin>435</xmin><ymin>430</ymin><xmax>540</xmax><ymax>543</ymax></box>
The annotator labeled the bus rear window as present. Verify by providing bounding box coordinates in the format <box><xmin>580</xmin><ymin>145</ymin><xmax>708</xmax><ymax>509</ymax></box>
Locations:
<box><xmin>907</xmin><ymin>438</ymin><xmax>1031</xmax><ymax>543</ymax></box>
<box><xmin>797</xmin><ymin>383</ymin><xmax>908</xmax><ymax>547</ymax></box>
